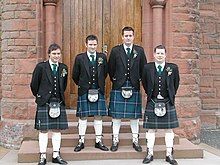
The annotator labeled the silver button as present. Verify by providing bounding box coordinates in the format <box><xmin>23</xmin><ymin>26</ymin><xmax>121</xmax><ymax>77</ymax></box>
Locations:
<box><xmin>159</xmin><ymin>88</ymin><xmax>161</xmax><ymax>90</ymax></box>
<box><xmin>125</xmin><ymin>73</ymin><xmax>127</xmax><ymax>75</ymax></box>
<box><xmin>93</xmin><ymin>78</ymin><xmax>95</xmax><ymax>81</ymax></box>
<box><xmin>49</xmin><ymin>91</ymin><xmax>51</xmax><ymax>94</ymax></box>
<box><xmin>89</xmin><ymin>82</ymin><xmax>91</xmax><ymax>84</ymax></box>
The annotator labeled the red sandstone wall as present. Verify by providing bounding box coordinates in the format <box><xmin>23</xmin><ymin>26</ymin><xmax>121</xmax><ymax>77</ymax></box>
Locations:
<box><xmin>0</xmin><ymin>0</ymin><xmax>38</xmax><ymax>148</ymax></box>
<box><xmin>199</xmin><ymin>1</ymin><xmax>220</xmax><ymax>129</ymax></box>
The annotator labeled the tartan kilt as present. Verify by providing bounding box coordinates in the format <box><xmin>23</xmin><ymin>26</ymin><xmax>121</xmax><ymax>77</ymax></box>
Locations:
<box><xmin>76</xmin><ymin>91</ymin><xmax>108</xmax><ymax>117</ymax></box>
<box><xmin>143</xmin><ymin>100</ymin><xmax>179</xmax><ymax>129</ymax></box>
<box><xmin>35</xmin><ymin>104</ymin><xmax>68</xmax><ymax>130</ymax></box>
<box><xmin>109</xmin><ymin>81</ymin><xmax>142</xmax><ymax>119</ymax></box>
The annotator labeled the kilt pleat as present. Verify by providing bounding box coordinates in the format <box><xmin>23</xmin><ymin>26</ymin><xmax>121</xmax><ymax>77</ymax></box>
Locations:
<box><xmin>76</xmin><ymin>91</ymin><xmax>108</xmax><ymax>117</ymax></box>
<box><xmin>143</xmin><ymin>100</ymin><xmax>179</xmax><ymax>129</ymax></box>
<box><xmin>35</xmin><ymin>104</ymin><xmax>68</xmax><ymax>130</ymax></box>
<box><xmin>109</xmin><ymin>81</ymin><xmax>142</xmax><ymax>119</ymax></box>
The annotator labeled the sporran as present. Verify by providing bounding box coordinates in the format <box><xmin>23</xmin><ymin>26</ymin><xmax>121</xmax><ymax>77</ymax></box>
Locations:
<box><xmin>48</xmin><ymin>102</ymin><xmax>61</xmax><ymax>118</ymax></box>
<box><xmin>88</xmin><ymin>89</ymin><xmax>99</xmax><ymax>102</ymax></box>
<box><xmin>154</xmin><ymin>102</ymin><xmax>166</xmax><ymax>117</ymax></box>
<box><xmin>121</xmin><ymin>87</ymin><xmax>133</xmax><ymax>99</ymax></box>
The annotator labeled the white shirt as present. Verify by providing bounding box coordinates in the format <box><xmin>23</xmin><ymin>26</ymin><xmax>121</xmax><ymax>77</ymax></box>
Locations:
<box><xmin>123</xmin><ymin>44</ymin><xmax>133</xmax><ymax>54</ymax></box>
<box><xmin>155</xmin><ymin>62</ymin><xmax>165</xmax><ymax>72</ymax></box>
<box><xmin>87</xmin><ymin>51</ymin><xmax>96</xmax><ymax>62</ymax></box>
<box><xmin>49</xmin><ymin>59</ymin><xmax>59</xmax><ymax>71</ymax></box>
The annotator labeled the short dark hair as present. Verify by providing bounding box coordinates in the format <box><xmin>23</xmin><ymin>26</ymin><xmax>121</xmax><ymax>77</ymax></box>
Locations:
<box><xmin>122</xmin><ymin>26</ymin><xmax>134</xmax><ymax>35</ymax></box>
<box><xmin>86</xmin><ymin>35</ymin><xmax>98</xmax><ymax>43</ymax></box>
<box><xmin>154</xmin><ymin>44</ymin><xmax>166</xmax><ymax>53</ymax></box>
<box><xmin>48</xmin><ymin>43</ymin><xmax>61</xmax><ymax>54</ymax></box>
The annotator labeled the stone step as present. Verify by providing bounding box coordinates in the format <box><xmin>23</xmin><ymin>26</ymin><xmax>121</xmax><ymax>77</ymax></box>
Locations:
<box><xmin>18</xmin><ymin>138</ymin><xmax>203</xmax><ymax>163</ymax></box>
<box><xmin>45</xmin><ymin>132</ymin><xmax>179</xmax><ymax>147</ymax></box>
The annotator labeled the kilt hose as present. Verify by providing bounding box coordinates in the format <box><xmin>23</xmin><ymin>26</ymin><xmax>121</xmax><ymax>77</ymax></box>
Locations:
<box><xmin>109</xmin><ymin>81</ymin><xmax>142</xmax><ymax>119</ymax></box>
<box><xmin>76</xmin><ymin>91</ymin><xmax>108</xmax><ymax>117</ymax></box>
<box><xmin>35</xmin><ymin>104</ymin><xmax>68</xmax><ymax>130</ymax></box>
<box><xmin>143</xmin><ymin>100</ymin><xmax>179</xmax><ymax>129</ymax></box>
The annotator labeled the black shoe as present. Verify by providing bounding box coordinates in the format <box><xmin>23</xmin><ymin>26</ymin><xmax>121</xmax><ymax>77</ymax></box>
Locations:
<box><xmin>142</xmin><ymin>153</ymin><xmax>153</xmax><ymax>164</ymax></box>
<box><xmin>133</xmin><ymin>142</ymin><xmax>142</xmax><ymax>152</ymax></box>
<box><xmin>52</xmin><ymin>155</ymin><xmax>67</xmax><ymax>164</ymax></box>
<box><xmin>110</xmin><ymin>141</ymin><xmax>119</xmax><ymax>152</ymax></box>
<box><xmin>38</xmin><ymin>153</ymin><xmax>46</xmax><ymax>165</ymax></box>
<box><xmin>95</xmin><ymin>141</ymin><xmax>109</xmax><ymax>151</ymax></box>
<box><xmin>166</xmin><ymin>155</ymin><xmax>178</xmax><ymax>165</ymax></box>
<box><xmin>74</xmin><ymin>142</ymin><xmax>84</xmax><ymax>152</ymax></box>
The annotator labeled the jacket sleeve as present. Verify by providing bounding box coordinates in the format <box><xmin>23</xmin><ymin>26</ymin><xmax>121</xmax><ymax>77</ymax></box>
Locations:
<box><xmin>174</xmin><ymin>64</ymin><xmax>180</xmax><ymax>94</ymax></box>
<box><xmin>72</xmin><ymin>56</ymin><xmax>80</xmax><ymax>85</ymax></box>
<box><xmin>30</xmin><ymin>64</ymin><xmax>42</xmax><ymax>96</ymax></box>
<box><xmin>139</xmin><ymin>48</ymin><xmax>147</xmax><ymax>80</ymax></box>
<box><xmin>141</xmin><ymin>65</ymin><xmax>148</xmax><ymax>93</ymax></box>
<box><xmin>108</xmin><ymin>48</ymin><xmax>116</xmax><ymax>81</ymax></box>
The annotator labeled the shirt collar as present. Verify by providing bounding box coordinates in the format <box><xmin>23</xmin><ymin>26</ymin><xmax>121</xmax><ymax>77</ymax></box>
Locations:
<box><xmin>155</xmin><ymin>62</ymin><xmax>165</xmax><ymax>70</ymax></box>
<box><xmin>49</xmin><ymin>59</ymin><xmax>59</xmax><ymax>68</ymax></box>
<box><xmin>87</xmin><ymin>51</ymin><xmax>96</xmax><ymax>59</ymax></box>
<box><xmin>123</xmin><ymin>44</ymin><xmax>133</xmax><ymax>52</ymax></box>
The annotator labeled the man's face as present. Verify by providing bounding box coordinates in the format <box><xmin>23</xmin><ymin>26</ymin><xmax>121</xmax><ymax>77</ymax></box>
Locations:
<box><xmin>154</xmin><ymin>48</ymin><xmax>166</xmax><ymax>64</ymax></box>
<box><xmin>49</xmin><ymin>49</ymin><xmax>61</xmax><ymax>63</ymax></box>
<box><xmin>85</xmin><ymin>40</ymin><xmax>98</xmax><ymax>54</ymax></box>
<box><xmin>122</xmin><ymin>30</ymin><xmax>134</xmax><ymax>47</ymax></box>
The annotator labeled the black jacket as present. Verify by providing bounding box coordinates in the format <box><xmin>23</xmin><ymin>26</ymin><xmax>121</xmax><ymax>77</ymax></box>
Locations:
<box><xmin>142</xmin><ymin>62</ymin><xmax>180</xmax><ymax>105</ymax></box>
<box><xmin>108</xmin><ymin>44</ymin><xmax>147</xmax><ymax>90</ymax></box>
<box><xmin>30</xmin><ymin>61</ymin><xmax>68</xmax><ymax>106</ymax></box>
<box><xmin>72</xmin><ymin>52</ymin><xmax>108</xmax><ymax>96</ymax></box>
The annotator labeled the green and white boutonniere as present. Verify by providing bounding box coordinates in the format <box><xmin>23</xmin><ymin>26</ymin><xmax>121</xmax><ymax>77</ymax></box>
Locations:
<box><xmin>98</xmin><ymin>57</ymin><xmax>104</xmax><ymax>66</ymax></box>
<box><xmin>133</xmin><ymin>49</ymin><xmax>138</xmax><ymax>59</ymax></box>
<box><xmin>166</xmin><ymin>67</ymin><xmax>172</xmax><ymax>76</ymax></box>
<box><xmin>61</xmin><ymin>68</ymin><xmax>67</xmax><ymax>77</ymax></box>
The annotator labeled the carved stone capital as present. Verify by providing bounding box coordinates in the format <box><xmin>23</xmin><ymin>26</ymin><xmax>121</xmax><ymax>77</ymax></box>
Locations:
<box><xmin>149</xmin><ymin>0</ymin><xmax>167</xmax><ymax>7</ymax></box>
<box><xmin>43</xmin><ymin>0</ymin><xmax>59</xmax><ymax>6</ymax></box>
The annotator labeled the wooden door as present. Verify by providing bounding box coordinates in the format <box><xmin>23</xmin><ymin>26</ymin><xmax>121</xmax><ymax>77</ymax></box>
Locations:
<box><xmin>62</xmin><ymin>0</ymin><xmax>142</xmax><ymax>108</ymax></box>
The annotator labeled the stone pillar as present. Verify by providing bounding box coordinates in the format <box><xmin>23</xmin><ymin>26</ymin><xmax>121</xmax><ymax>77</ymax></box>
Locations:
<box><xmin>43</xmin><ymin>0</ymin><xmax>59</xmax><ymax>50</ymax></box>
<box><xmin>0</xmin><ymin>0</ymin><xmax>39</xmax><ymax>148</ymax></box>
<box><xmin>149</xmin><ymin>0</ymin><xmax>167</xmax><ymax>48</ymax></box>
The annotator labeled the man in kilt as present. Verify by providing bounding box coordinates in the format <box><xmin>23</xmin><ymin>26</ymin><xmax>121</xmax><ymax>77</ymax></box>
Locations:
<box><xmin>142</xmin><ymin>45</ymin><xmax>180</xmax><ymax>165</ymax></box>
<box><xmin>72</xmin><ymin>35</ymin><xmax>109</xmax><ymax>152</ymax></box>
<box><xmin>30</xmin><ymin>43</ymin><xmax>68</xmax><ymax>165</ymax></box>
<box><xmin>108</xmin><ymin>26</ymin><xmax>147</xmax><ymax>152</ymax></box>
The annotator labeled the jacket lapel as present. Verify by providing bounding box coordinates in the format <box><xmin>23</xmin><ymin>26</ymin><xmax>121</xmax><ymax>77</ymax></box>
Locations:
<box><xmin>151</xmin><ymin>63</ymin><xmax>155</xmax><ymax>87</ymax></box>
<box><xmin>97</xmin><ymin>53</ymin><xmax>101</xmax><ymax>77</ymax></box>
<box><xmin>45</xmin><ymin>61</ymin><xmax>53</xmax><ymax>84</ymax></box>
<box><xmin>83</xmin><ymin>53</ymin><xmax>91</xmax><ymax>76</ymax></box>
<box><xmin>165</xmin><ymin>63</ymin><xmax>170</xmax><ymax>87</ymax></box>
<box><xmin>130</xmin><ymin>45</ymin><xmax>136</xmax><ymax>67</ymax></box>
<box><xmin>119</xmin><ymin>45</ymin><xmax>127</xmax><ymax>68</ymax></box>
